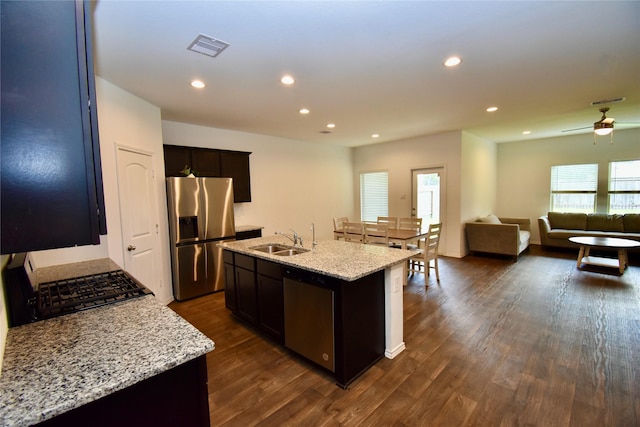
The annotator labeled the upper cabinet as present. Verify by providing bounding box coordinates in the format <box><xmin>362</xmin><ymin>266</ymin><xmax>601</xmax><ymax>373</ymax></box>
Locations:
<box><xmin>1</xmin><ymin>0</ymin><xmax>106</xmax><ymax>254</ymax></box>
<box><xmin>163</xmin><ymin>145</ymin><xmax>252</xmax><ymax>202</ymax></box>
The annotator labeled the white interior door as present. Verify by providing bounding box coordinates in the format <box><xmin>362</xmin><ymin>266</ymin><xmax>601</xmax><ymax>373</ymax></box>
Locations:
<box><xmin>116</xmin><ymin>146</ymin><xmax>159</xmax><ymax>293</ymax></box>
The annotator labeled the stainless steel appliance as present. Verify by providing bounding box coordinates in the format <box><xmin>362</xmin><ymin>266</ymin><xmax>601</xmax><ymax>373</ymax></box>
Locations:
<box><xmin>283</xmin><ymin>269</ymin><xmax>335</xmax><ymax>372</ymax></box>
<box><xmin>166</xmin><ymin>177</ymin><xmax>236</xmax><ymax>301</ymax></box>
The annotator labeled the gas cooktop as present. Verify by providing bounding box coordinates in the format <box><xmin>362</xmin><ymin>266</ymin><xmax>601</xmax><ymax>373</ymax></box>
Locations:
<box><xmin>37</xmin><ymin>270</ymin><xmax>153</xmax><ymax>320</ymax></box>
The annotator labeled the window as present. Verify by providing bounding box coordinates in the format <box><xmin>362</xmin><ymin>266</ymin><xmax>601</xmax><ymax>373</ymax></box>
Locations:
<box><xmin>550</xmin><ymin>164</ymin><xmax>598</xmax><ymax>213</ymax></box>
<box><xmin>609</xmin><ymin>160</ymin><xmax>640</xmax><ymax>214</ymax></box>
<box><xmin>360</xmin><ymin>171</ymin><xmax>388</xmax><ymax>222</ymax></box>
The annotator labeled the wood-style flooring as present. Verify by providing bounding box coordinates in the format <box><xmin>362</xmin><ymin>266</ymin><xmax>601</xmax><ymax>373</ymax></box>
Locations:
<box><xmin>169</xmin><ymin>246</ymin><xmax>640</xmax><ymax>426</ymax></box>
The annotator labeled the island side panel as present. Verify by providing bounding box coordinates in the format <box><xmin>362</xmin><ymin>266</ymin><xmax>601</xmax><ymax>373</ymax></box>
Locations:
<box><xmin>384</xmin><ymin>263</ymin><xmax>406</xmax><ymax>358</ymax></box>
<box><xmin>334</xmin><ymin>270</ymin><xmax>386</xmax><ymax>387</ymax></box>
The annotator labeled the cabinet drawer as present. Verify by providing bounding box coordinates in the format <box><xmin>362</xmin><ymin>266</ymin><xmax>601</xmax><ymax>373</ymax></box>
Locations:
<box><xmin>235</xmin><ymin>253</ymin><xmax>255</xmax><ymax>271</ymax></box>
<box><xmin>257</xmin><ymin>259</ymin><xmax>283</xmax><ymax>280</ymax></box>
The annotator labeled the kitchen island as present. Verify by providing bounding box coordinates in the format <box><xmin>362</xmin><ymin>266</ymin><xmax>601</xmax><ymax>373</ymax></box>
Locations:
<box><xmin>219</xmin><ymin>236</ymin><xmax>414</xmax><ymax>387</ymax></box>
<box><xmin>0</xmin><ymin>294</ymin><xmax>214</xmax><ymax>427</ymax></box>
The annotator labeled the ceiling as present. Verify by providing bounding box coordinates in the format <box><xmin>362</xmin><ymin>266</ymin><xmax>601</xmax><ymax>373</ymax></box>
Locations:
<box><xmin>92</xmin><ymin>1</ymin><xmax>640</xmax><ymax>148</ymax></box>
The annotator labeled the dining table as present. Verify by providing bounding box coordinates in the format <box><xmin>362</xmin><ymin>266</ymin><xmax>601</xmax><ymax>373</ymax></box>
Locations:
<box><xmin>334</xmin><ymin>224</ymin><xmax>430</xmax><ymax>250</ymax></box>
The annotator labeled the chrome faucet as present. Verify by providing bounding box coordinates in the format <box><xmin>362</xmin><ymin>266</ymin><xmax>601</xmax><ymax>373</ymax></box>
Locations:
<box><xmin>275</xmin><ymin>229</ymin><xmax>303</xmax><ymax>247</ymax></box>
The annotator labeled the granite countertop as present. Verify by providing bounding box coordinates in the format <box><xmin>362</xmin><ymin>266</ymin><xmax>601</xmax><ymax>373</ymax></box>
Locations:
<box><xmin>219</xmin><ymin>236</ymin><xmax>415</xmax><ymax>281</ymax></box>
<box><xmin>0</xmin><ymin>295</ymin><xmax>214</xmax><ymax>427</ymax></box>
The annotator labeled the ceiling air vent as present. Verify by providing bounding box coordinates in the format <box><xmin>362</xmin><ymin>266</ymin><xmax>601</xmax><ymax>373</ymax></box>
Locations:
<box><xmin>187</xmin><ymin>34</ymin><xmax>230</xmax><ymax>58</ymax></box>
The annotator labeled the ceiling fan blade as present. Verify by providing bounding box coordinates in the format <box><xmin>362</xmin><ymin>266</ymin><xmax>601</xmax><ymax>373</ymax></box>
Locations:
<box><xmin>562</xmin><ymin>126</ymin><xmax>592</xmax><ymax>132</ymax></box>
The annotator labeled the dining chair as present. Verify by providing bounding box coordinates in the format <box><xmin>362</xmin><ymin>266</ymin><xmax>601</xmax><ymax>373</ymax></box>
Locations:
<box><xmin>364</xmin><ymin>223</ymin><xmax>389</xmax><ymax>246</ymax></box>
<box><xmin>396</xmin><ymin>217</ymin><xmax>423</xmax><ymax>249</ymax></box>
<box><xmin>333</xmin><ymin>216</ymin><xmax>349</xmax><ymax>240</ymax></box>
<box><xmin>409</xmin><ymin>222</ymin><xmax>442</xmax><ymax>283</ymax></box>
<box><xmin>342</xmin><ymin>222</ymin><xmax>364</xmax><ymax>243</ymax></box>
<box><xmin>398</xmin><ymin>217</ymin><xmax>422</xmax><ymax>231</ymax></box>
<box><xmin>377</xmin><ymin>216</ymin><xmax>398</xmax><ymax>229</ymax></box>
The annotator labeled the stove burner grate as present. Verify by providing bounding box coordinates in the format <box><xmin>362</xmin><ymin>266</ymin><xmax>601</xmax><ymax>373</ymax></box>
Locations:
<box><xmin>37</xmin><ymin>270</ymin><xmax>152</xmax><ymax>319</ymax></box>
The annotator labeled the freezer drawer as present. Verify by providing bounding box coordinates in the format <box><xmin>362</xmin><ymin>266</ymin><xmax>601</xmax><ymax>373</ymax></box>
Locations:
<box><xmin>173</xmin><ymin>243</ymin><xmax>209</xmax><ymax>301</ymax></box>
<box><xmin>284</xmin><ymin>275</ymin><xmax>335</xmax><ymax>372</ymax></box>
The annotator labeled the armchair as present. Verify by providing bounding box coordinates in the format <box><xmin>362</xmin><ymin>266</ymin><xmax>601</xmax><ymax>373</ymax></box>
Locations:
<box><xmin>465</xmin><ymin>215</ymin><xmax>531</xmax><ymax>260</ymax></box>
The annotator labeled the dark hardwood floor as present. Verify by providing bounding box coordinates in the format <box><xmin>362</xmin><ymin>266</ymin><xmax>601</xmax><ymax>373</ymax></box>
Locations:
<box><xmin>169</xmin><ymin>245</ymin><xmax>640</xmax><ymax>426</ymax></box>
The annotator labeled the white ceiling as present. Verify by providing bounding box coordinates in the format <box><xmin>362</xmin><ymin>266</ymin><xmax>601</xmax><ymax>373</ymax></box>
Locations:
<box><xmin>92</xmin><ymin>1</ymin><xmax>640</xmax><ymax>147</ymax></box>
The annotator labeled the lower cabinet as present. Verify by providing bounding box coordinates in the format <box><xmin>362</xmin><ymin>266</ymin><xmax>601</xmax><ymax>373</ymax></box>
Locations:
<box><xmin>256</xmin><ymin>259</ymin><xmax>284</xmax><ymax>343</ymax></box>
<box><xmin>39</xmin><ymin>356</ymin><xmax>209</xmax><ymax>427</ymax></box>
<box><xmin>234</xmin><ymin>254</ymin><xmax>258</xmax><ymax>323</ymax></box>
<box><xmin>223</xmin><ymin>250</ymin><xmax>385</xmax><ymax>388</ymax></box>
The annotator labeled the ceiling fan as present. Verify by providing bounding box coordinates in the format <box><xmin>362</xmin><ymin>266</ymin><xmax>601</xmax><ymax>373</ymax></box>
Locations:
<box><xmin>562</xmin><ymin>106</ymin><xmax>639</xmax><ymax>144</ymax></box>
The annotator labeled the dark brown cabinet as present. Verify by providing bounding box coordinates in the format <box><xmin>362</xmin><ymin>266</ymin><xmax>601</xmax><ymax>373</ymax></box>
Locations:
<box><xmin>256</xmin><ymin>259</ymin><xmax>284</xmax><ymax>343</ymax></box>
<box><xmin>223</xmin><ymin>251</ymin><xmax>285</xmax><ymax>343</ymax></box>
<box><xmin>163</xmin><ymin>145</ymin><xmax>251</xmax><ymax>202</ymax></box>
<box><xmin>1</xmin><ymin>0</ymin><xmax>106</xmax><ymax>254</ymax></box>
<box><xmin>39</xmin><ymin>355</ymin><xmax>209</xmax><ymax>427</ymax></box>
<box><xmin>233</xmin><ymin>253</ymin><xmax>258</xmax><ymax>323</ymax></box>
<box><xmin>223</xmin><ymin>250</ymin><xmax>385</xmax><ymax>388</ymax></box>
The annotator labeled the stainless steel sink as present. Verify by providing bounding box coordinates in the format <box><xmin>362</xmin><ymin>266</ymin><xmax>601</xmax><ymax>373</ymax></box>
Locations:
<box><xmin>273</xmin><ymin>248</ymin><xmax>309</xmax><ymax>256</ymax></box>
<box><xmin>250</xmin><ymin>244</ymin><xmax>309</xmax><ymax>256</ymax></box>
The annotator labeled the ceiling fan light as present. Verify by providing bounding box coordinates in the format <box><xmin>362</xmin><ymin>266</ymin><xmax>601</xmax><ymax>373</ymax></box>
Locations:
<box><xmin>595</xmin><ymin>127</ymin><xmax>613</xmax><ymax>136</ymax></box>
<box><xmin>594</xmin><ymin>121</ymin><xmax>613</xmax><ymax>136</ymax></box>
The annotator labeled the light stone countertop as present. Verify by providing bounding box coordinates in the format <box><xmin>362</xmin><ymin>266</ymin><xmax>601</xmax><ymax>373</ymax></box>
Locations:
<box><xmin>0</xmin><ymin>296</ymin><xmax>214</xmax><ymax>427</ymax></box>
<box><xmin>219</xmin><ymin>236</ymin><xmax>415</xmax><ymax>281</ymax></box>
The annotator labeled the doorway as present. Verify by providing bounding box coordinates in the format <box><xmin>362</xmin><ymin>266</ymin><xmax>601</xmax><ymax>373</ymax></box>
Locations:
<box><xmin>412</xmin><ymin>167</ymin><xmax>445</xmax><ymax>253</ymax></box>
<box><xmin>115</xmin><ymin>146</ymin><xmax>160</xmax><ymax>295</ymax></box>
<box><xmin>411</xmin><ymin>167</ymin><xmax>445</xmax><ymax>223</ymax></box>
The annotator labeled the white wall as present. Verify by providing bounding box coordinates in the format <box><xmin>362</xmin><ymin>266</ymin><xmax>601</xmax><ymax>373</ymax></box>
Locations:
<box><xmin>460</xmin><ymin>132</ymin><xmax>498</xmax><ymax>252</ymax></box>
<box><xmin>353</xmin><ymin>131</ymin><xmax>464</xmax><ymax>257</ymax></box>
<box><xmin>162</xmin><ymin>121</ymin><xmax>354</xmax><ymax>242</ymax></box>
<box><xmin>497</xmin><ymin>127</ymin><xmax>640</xmax><ymax>244</ymax></box>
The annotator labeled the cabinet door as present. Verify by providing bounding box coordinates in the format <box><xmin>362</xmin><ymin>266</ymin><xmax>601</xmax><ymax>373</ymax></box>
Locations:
<box><xmin>257</xmin><ymin>274</ymin><xmax>284</xmax><ymax>343</ymax></box>
<box><xmin>191</xmin><ymin>148</ymin><xmax>221</xmax><ymax>177</ymax></box>
<box><xmin>220</xmin><ymin>151</ymin><xmax>252</xmax><ymax>202</ymax></box>
<box><xmin>163</xmin><ymin>145</ymin><xmax>192</xmax><ymax>177</ymax></box>
<box><xmin>235</xmin><ymin>267</ymin><xmax>257</xmax><ymax>322</ymax></box>
<box><xmin>1</xmin><ymin>0</ymin><xmax>104</xmax><ymax>254</ymax></box>
<box><xmin>224</xmin><ymin>262</ymin><xmax>236</xmax><ymax>311</ymax></box>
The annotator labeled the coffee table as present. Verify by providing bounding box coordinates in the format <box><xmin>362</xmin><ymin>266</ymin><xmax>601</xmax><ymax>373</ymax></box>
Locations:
<box><xmin>569</xmin><ymin>236</ymin><xmax>640</xmax><ymax>274</ymax></box>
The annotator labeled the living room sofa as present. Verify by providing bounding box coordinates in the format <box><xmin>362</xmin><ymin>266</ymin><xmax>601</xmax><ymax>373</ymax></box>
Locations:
<box><xmin>538</xmin><ymin>212</ymin><xmax>640</xmax><ymax>250</ymax></box>
<box><xmin>465</xmin><ymin>215</ymin><xmax>531</xmax><ymax>259</ymax></box>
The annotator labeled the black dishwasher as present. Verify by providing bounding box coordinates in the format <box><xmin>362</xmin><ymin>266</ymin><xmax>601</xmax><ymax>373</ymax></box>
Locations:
<box><xmin>283</xmin><ymin>269</ymin><xmax>335</xmax><ymax>372</ymax></box>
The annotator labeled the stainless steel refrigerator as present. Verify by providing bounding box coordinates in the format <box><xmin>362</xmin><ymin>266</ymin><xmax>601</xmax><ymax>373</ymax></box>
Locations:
<box><xmin>166</xmin><ymin>177</ymin><xmax>236</xmax><ymax>301</ymax></box>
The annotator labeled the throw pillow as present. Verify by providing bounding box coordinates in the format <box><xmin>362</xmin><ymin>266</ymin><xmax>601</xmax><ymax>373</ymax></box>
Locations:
<box><xmin>477</xmin><ymin>214</ymin><xmax>501</xmax><ymax>224</ymax></box>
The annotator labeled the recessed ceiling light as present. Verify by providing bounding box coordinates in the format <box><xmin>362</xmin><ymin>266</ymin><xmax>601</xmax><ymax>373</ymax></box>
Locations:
<box><xmin>299</xmin><ymin>108</ymin><xmax>310</xmax><ymax>114</ymax></box>
<box><xmin>522</xmin><ymin>130</ymin><xmax>531</xmax><ymax>135</ymax></box>
<box><xmin>486</xmin><ymin>106</ymin><xmax>498</xmax><ymax>112</ymax></box>
<box><xmin>372</xmin><ymin>134</ymin><xmax>380</xmax><ymax>138</ymax></box>
<box><xmin>327</xmin><ymin>123</ymin><xmax>336</xmax><ymax>128</ymax></box>
<box><xmin>281</xmin><ymin>75</ymin><xmax>295</xmax><ymax>85</ymax></box>
<box><xmin>190</xmin><ymin>80</ymin><xmax>205</xmax><ymax>89</ymax></box>
<box><xmin>444</xmin><ymin>56</ymin><xmax>462</xmax><ymax>67</ymax></box>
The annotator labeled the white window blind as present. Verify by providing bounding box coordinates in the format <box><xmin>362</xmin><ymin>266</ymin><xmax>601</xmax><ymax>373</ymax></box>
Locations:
<box><xmin>360</xmin><ymin>171</ymin><xmax>388</xmax><ymax>222</ymax></box>
<box><xmin>609</xmin><ymin>160</ymin><xmax>640</xmax><ymax>214</ymax></box>
<box><xmin>550</xmin><ymin>164</ymin><xmax>598</xmax><ymax>213</ymax></box>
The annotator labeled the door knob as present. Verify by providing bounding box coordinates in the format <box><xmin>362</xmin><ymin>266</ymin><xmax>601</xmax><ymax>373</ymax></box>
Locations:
<box><xmin>127</xmin><ymin>245</ymin><xmax>136</xmax><ymax>252</ymax></box>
